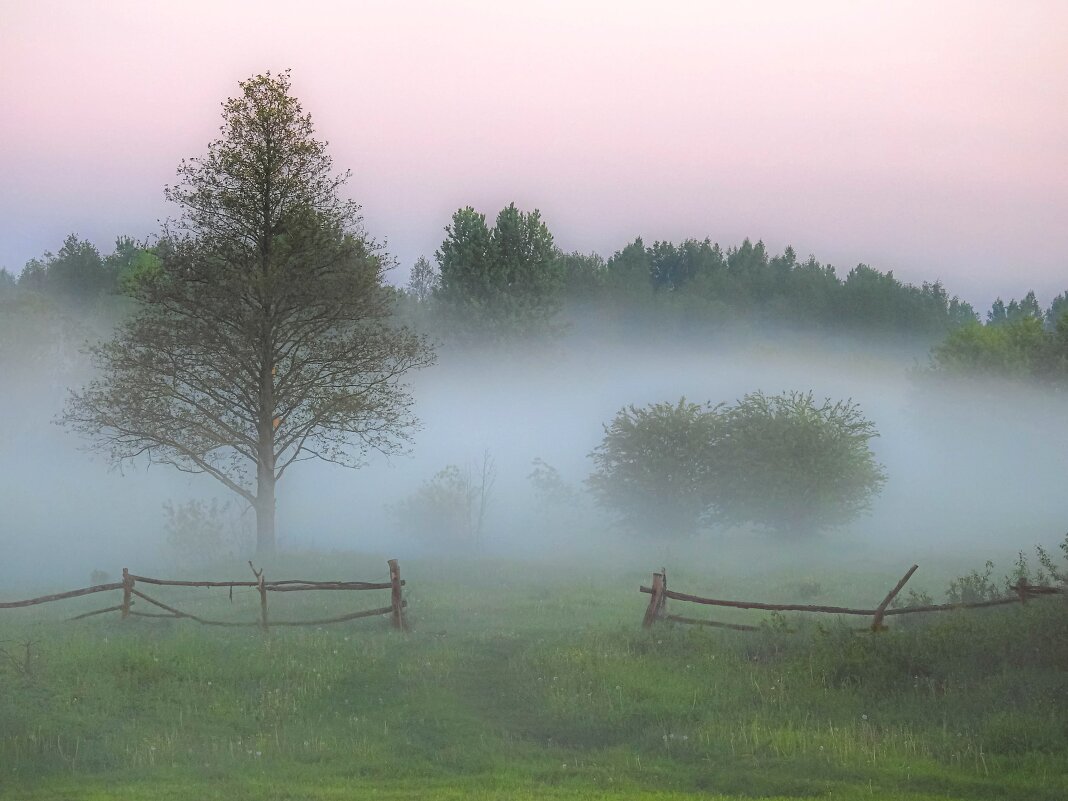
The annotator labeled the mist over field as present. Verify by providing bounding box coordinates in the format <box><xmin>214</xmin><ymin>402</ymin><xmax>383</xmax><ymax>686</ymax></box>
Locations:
<box><xmin>4</xmin><ymin>322</ymin><xmax>1066</xmax><ymax>589</ymax></box>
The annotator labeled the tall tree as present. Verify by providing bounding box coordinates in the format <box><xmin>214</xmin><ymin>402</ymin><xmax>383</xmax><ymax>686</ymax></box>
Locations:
<box><xmin>406</xmin><ymin>255</ymin><xmax>439</xmax><ymax>303</ymax></box>
<box><xmin>64</xmin><ymin>72</ymin><xmax>434</xmax><ymax>556</ymax></box>
<box><xmin>436</xmin><ymin>203</ymin><xmax>560</xmax><ymax>339</ymax></box>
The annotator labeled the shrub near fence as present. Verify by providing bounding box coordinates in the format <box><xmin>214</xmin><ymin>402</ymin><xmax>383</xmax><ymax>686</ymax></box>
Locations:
<box><xmin>0</xmin><ymin>559</ymin><xmax>410</xmax><ymax>632</ymax></box>
<box><xmin>640</xmin><ymin>564</ymin><xmax>1065</xmax><ymax>632</ymax></box>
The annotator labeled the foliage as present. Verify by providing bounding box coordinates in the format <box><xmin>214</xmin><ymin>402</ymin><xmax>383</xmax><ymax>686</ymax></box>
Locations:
<box><xmin>436</xmin><ymin>203</ymin><xmax>561</xmax><ymax>340</ymax></box>
<box><xmin>16</xmin><ymin>234</ymin><xmax>115</xmax><ymax>303</ymax></box>
<box><xmin>62</xmin><ymin>72</ymin><xmax>434</xmax><ymax>556</ymax></box>
<box><xmin>713</xmin><ymin>391</ymin><xmax>886</xmax><ymax>535</ymax></box>
<box><xmin>928</xmin><ymin>290</ymin><xmax>1068</xmax><ymax>386</ymax></box>
<box><xmin>930</xmin><ymin>317</ymin><xmax>1048</xmax><ymax>378</ymax></box>
<box><xmin>405</xmin><ymin>255</ymin><xmax>439</xmax><ymax>303</ymax></box>
<box><xmin>587</xmin><ymin>399</ymin><xmax>720</xmax><ymax>537</ymax></box>
<box><xmin>588</xmin><ymin>392</ymin><xmax>885</xmax><ymax>538</ymax></box>
<box><xmin>527</xmin><ymin>457</ymin><xmax>578</xmax><ymax>507</ymax></box>
<box><xmin>987</xmin><ymin>291</ymin><xmax>1042</xmax><ymax>326</ymax></box>
<box><xmin>162</xmin><ymin>498</ymin><xmax>251</xmax><ymax>569</ymax></box>
<box><xmin>541</xmin><ymin>236</ymin><xmax>979</xmax><ymax>341</ymax></box>
<box><xmin>945</xmin><ymin>560</ymin><xmax>1002</xmax><ymax>604</ymax></box>
<box><xmin>391</xmin><ymin>453</ymin><xmax>496</xmax><ymax>548</ymax></box>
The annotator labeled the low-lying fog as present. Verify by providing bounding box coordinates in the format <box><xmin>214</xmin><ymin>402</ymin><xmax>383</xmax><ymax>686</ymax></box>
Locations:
<box><xmin>3</xmin><ymin>329</ymin><xmax>1067</xmax><ymax>589</ymax></box>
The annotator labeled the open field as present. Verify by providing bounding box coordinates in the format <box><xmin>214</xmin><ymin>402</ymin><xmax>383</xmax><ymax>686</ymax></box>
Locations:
<box><xmin>2</xmin><ymin>552</ymin><xmax>1067</xmax><ymax>800</ymax></box>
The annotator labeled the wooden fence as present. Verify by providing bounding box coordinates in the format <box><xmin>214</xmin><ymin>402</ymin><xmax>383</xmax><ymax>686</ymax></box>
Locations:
<box><xmin>640</xmin><ymin>564</ymin><xmax>1065</xmax><ymax>632</ymax></box>
<box><xmin>0</xmin><ymin>559</ymin><xmax>409</xmax><ymax>632</ymax></box>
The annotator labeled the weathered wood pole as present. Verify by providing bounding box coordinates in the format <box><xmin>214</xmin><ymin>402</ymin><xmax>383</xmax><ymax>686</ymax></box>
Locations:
<box><xmin>388</xmin><ymin>559</ymin><xmax>408</xmax><ymax>631</ymax></box>
<box><xmin>642</xmin><ymin>570</ymin><xmax>666</xmax><ymax>628</ymax></box>
<box><xmin>258</xmin><ymin>572</ymin><xmax>269</xmax><ymax>633</ymax></box>
<box><xmin>121</xmin><ymin>567</ymin><xmax>134</xmax><ymax>619</ymax></box>
<box><xmin>249</xmin><ymin>561</ymin><xmax>268</xmax><ymax>634</ymax></box>
<box><xmin>1014</xmin><ymin>578</ymin><xmax>1030</xmax><ymax>605</ymax></box>
<box><xmin>870</xmin><ymin>564</ymin><xmax>918</xmax><ymax>632</ymax></box>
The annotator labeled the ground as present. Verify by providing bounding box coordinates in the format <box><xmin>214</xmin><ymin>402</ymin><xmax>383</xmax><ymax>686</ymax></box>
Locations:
<box><xmin>1</xmin><ymin>551</ymin><xmax>1066</xmax><ymax>800</ymax></box>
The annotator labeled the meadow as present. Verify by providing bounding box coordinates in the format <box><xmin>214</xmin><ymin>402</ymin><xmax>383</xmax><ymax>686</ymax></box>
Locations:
<box><xmin>1</xmin><ymin>551</ymin><xmax>1066</xmax><ymax>801</ymax></box>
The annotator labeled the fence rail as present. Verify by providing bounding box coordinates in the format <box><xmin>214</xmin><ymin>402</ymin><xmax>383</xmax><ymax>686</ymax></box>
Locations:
<box><xmin>1</xmin><ymin>559</ymin><xmax>410</xmax><ymax>633</ymax></box>
<box><xmin>640</xmin><ymin>564</ymin><xmax>1065</xmax><ymax>632</ymax></box>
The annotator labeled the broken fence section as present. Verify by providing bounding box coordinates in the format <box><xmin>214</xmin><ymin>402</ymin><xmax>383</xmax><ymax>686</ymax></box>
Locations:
<box><xmin>640</xmin><ymin>564</ymin><xmax>1065</xmax><ymax>632</ymax></box>
<box><xmin>1</xmin><ymin>559</ymin><xmax>410</xmax><ymax>632</ymax></box>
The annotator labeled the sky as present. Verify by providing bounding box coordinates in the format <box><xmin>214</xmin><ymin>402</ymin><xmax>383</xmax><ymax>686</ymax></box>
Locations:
<box><xmin>1</xmin><ymin>0</ymin><xmax>1066</xmax><ymax>310</ymax></box>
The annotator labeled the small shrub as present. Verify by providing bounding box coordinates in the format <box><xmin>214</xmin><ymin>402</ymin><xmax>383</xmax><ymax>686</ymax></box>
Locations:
<box><xmin>391</xmin><ymin>453</ymin><xmax>495</xmax><ymax>548</ymax></box>
<box><xmin>946</xmin><ymin>560</ymin><xmax>1000</xmax><ymax>604</ymax></box>
<box><xmin>163</xmin><ymin>498</ymin><xmax>251</xmax><ymax>569</ymax></box>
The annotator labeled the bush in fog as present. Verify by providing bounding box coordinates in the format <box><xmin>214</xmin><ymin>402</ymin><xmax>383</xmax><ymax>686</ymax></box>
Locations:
<box><xmin>587</xmin><ymin>399</ymin><xmax>720</xmax><ymax>537</ymax></box>
<box><xmin>528</xmin><ymin>457</ymin><xmax>579</xmax><ymax>507</ymax></box>
<box><xmin>391</xmin><ymin>454</ymin><xmax>495</xmax><ymax>548</ymax></box>
<box><xmin>713</xmin><ymin>391</ymin><xmax>885</xmax><ymax>536</ymax></box>
<box><xmin>163</xmin><ymin>498</ymin><xmax>251</xmax><ymax>569</ymax></box>
<box><xmin>588</xmin><ymin>392</ymin><xmax>884</xmax><ymax>538</ymax></box>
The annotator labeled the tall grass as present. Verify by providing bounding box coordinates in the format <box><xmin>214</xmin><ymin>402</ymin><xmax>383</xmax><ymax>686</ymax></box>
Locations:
<box><xmin>1</xmin><ymin>554</ymin><xmax>1066</xmax><ymax>800</ymax></box>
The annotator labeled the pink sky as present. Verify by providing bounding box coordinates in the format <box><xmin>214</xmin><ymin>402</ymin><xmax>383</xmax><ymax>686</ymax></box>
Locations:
<box><xmin>2</xmin><ymin>0</ymin><xmax>1066</xmax><ymax>308</ymax></box>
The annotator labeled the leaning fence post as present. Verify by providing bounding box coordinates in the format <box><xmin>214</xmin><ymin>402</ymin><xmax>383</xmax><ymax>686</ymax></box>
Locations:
<box><xmin>249</xmin><ymin>562</ymin><xmax>268</xmax><ymax>634</ymax></box>
<box><xmin>121</xmin><ymin>567</ymin><xmax>133</xmax><ymax>619</ymax></box>
<box><xmin>871</xmin><ymin>564</ymin><xmax>918</xmax><ymax>632</ymax></box>
<box><xmin>388</xmin><ymin>559</ymin><xmax>408</xmax><ymax>631</ymax></box>
<box><xmin>642</xmin><ymin>569</ymin><xmax>667</xmax><ymax>628</ymax></box>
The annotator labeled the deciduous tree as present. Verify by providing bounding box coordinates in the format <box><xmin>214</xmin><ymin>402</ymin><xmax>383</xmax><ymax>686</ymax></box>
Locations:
<box><xmin>64</xmin><ymin>71</ymin><xmax>434</xmax><ymax>556</ymax></box>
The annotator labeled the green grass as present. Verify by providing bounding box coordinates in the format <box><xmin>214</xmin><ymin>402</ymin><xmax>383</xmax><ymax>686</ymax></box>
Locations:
<box><xmin>1</xmin><ymin>553</ymin><xmax>1066</xmax><ymax>800</ymax></box>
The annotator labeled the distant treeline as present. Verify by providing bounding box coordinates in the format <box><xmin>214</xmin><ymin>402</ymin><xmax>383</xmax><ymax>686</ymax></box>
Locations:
<box><xmin>400</xmin><ymin>205</ymin><xmax>1067</xmax><ymax>354</ymax></box>
<box><xmin>3</xmin><ymin>208</ymin><xmax>1067</xmax><ymax>381</ymax></box>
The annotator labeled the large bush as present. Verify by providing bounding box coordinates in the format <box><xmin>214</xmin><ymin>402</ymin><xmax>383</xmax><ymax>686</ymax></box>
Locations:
<box><xmin>587</xmin><ymin>392</ymin><xmax>885</xmax><ymax>537</ymax></box>
<box><xmin>587</xmin><ymin>399</ymin><xmax>720</xmax><ymax>537</ymax></box>
<box><xmin>713</xmin><ymin>391</ymin><xmax>886</xmax><ymax>535</ymax></box>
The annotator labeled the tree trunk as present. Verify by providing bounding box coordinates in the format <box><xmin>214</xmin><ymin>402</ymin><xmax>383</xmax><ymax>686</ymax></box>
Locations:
<box><xmin>255</xmin><ymin>470</ymin><xmax>276</xmax><ymax>558</ymax></box>
<box><xmin>256</xmin><ymin>351</ymin><xmax>277</xmax><ymax>558</ymax></box>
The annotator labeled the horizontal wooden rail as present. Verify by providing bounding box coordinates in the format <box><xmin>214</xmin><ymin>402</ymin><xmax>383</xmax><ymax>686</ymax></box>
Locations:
<box><xmin>267</xmin><ymin>582</ymin><xmax>396</xmax><ymax>592</ymax></box>
<box><xmin>641</xmin><ymin>584</ymin><xmax>1058</xmax><ymax>619</ymax></box>
<box><xmin>130</xmin><ymin>588</ymin><xmax>400</xmax><ymax>628</ymax></box>
<box><xmin>1</xmin><ymin>582</ymin><xmax>123</xmax><ymax>609</ymax></box>
<box><xmin>664</xmin><ymin>614</ymin><xmax>760</xmax><ymax>632</ymax></box>
<box><xmin>641</xmin><ymin>586</ymin><xmax>877</xmax><ymax>615</ymax></box>
<box><xmin>128</xmin><ymin>575</ymin><xmax>259</xmax><ymax>588</ymax></box>
<box><xmin>67</xmin><ymin>603</ymin><xmax>127</xmax><ymax>621</ymax></box>
<box><xmin>128</xmin><ymin>575</ymin><xmax>399</xmax><ymax>591</ymax></box>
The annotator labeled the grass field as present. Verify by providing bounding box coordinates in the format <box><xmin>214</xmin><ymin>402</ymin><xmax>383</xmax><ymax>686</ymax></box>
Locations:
<box><xmin>2</xmin><ymin>551</ymin><xmax>1067</xmax><ymax>800</ymax></box>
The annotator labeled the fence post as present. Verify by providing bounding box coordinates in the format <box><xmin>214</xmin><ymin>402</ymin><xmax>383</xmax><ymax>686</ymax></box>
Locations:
<box><xmin>121</xmin><ymin>567</ymin><xmax>133</xmax><ymax>619</ymax></box>
<box><xmin>871</xmin><ymin>564</ymin><xmax>918</xmax><ymax>632</ymax></box>
<box><xmin>249</xmin><ymin>562</ymin><xmax>268</xmax><ymax>634</ymax></box>
<box><xmin>642</xmin><ymin>569</ymin><xmax>667</xmax><ymax>628</ymax></box>
<box><xmin>1015</xmin><ymin>578</ymin><xmax>1030</xmax><ymax>605</ymax></box>
<box><xmin>388</xmin><ymin>559</ymin><xmax>408</xmax><ymax>631</ymax></box>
